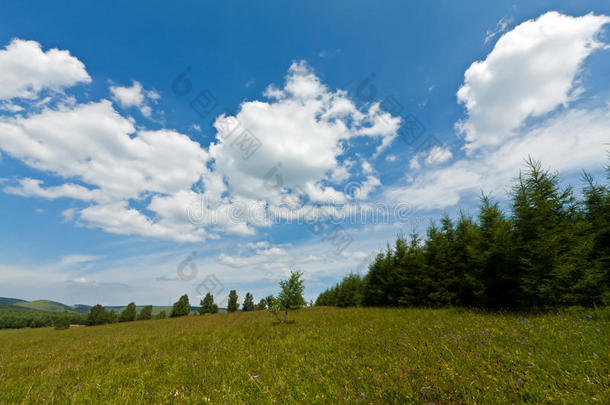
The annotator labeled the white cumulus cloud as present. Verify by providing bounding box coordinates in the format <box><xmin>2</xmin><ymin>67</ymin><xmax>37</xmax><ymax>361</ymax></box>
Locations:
<box><xmin>390</xmin><ymin>12</ymin><xmax>610</xmax><ymax>211</ymax></box>
<box><xmin>457</xmin><ymin>11</ymin><xmax>610</xmax><ymax>151</ymax></box>
<box><xmin>210</xmin><ymin>61</ymin><xmax>398</xmax><ymax>206</ymax></box>
<box><xmin>110</xmin><ymin>80</ymin><xmax>159</xmax><ymax>117</ymax></box>
<box><xmin>0</xmin><ymin>39</ymin><xmax>91</xmax><ymax>101</ymax></box>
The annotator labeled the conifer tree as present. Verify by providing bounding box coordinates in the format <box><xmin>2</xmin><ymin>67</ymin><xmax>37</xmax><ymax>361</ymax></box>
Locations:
<box><xmin>199</xmin><ymin>293</ymin><xmax>215</xmax><ymax>315</ymax></box>
<box><xmin>227</xmin><ymin>290</ymin><xmax>239</xmax><ymax>312</ymax></box>
<box><xmin>137</xmin><ymin>305</ymin><xmax>153</xmax><ymax>320</ymax></box>
<box><xmin>119</xmin><ymin>302</ymin><xmax>137</xmax><ymax>322</ymax></box>
<box><xmin>242</xmin><ymin>292</ymin><xmax>255</xmax><ymax>311</ymax></box>
<box><xmin>170</xmin><ymin>295</ymin><xmax>190</xmax><ymax>317</ymax></box>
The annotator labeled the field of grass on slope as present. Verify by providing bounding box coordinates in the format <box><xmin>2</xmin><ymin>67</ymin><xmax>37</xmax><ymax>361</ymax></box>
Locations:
<box><xmin>13</xmin><ymin>300</ymin><xmax>73</xmax><ymax>312</ymax></box>
<box><xmin>0</xmin><ymin>307</ymin><xmax>607</xmax><ymax>404</ymax></box>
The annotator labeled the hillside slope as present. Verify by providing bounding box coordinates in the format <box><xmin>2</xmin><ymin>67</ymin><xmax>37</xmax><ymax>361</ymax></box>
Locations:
<box><xmin>0</xmin><ymin>297</ymin><xmax>27</xmax><ymax>307</ymax></box>
<box><xmin>0</xmin><ymin>307</ymin><xmax>607</xmax><ymax>404</ymax></box>
<box><xmin>0</xmin><ymin>297</ymin><xmax>90</xmax><ymax>313</ymax></box>
<box><xmin>14</xmin><ymin>300</ymin><xmax>74</xmax><ymax>312</ymax></box>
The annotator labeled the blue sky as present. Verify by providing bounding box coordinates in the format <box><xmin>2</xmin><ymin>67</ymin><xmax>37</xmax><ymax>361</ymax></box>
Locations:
<box><xmin>0</xmin><ymin>1</ymin><xmax>609</xmax><ymax>306</ymax></box>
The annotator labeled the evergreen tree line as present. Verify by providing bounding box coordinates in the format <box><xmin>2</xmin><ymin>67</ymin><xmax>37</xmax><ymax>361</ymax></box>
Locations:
<box><xmin>316</xmin><ymin>159</ymin><xmax>610</xmax><ymax>310</ymax></box>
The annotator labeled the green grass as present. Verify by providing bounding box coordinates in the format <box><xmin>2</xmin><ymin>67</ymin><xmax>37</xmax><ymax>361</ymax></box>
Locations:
<box><xmin>0</xmin><ymin>298</ymin><xmax>27</xmax><ymax>307</ymax></box>
<box><xmin>0</xmin><ymin>297</ymin><xmax>90</xmax><ymax>314</ymax></box>
<box><xmin>0</xmin><ymin>307</ymin><xmax>607</xmax><ymax>404</ymax></box>
<box><xmin>13</xmin><ymin>300</ymin><xmax>73</xmax><ymax>312</ymax></box>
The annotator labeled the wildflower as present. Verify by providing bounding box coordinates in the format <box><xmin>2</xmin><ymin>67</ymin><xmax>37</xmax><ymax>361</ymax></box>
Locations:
<box><xmin>360</xmin><ymin>393</ymin><xmax>365</xmax><ymax>397</ymax></box>
<box><xmin>517</xmin><ymin>378</ymin><xmax>522</xmax><ymax>382</ymax></box>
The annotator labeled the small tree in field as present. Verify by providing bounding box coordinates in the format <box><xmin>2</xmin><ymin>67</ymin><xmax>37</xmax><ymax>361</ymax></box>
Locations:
<box><xmin>227</xmin><ymin>290</ymin><xmax>239</xmax><ymax>312</ymax></box>
<box><xmin>171</xmin><ymin>294</ymin><xmax>190</xmax><ymax>317</ymax></box>
<box><xmin>138</xmin><ymin>305</ymin><xmax>153</xmax><ymax>320</ymax></box>
<box><xmin>156</xmin><ymin>310</ymin><xmax>167</xmax><ymax>320</ymax></box>
<box><xmin>120</xmin><ymin>302</ymin><xmax>137</xmax><ymax>322</ymax></box>
<box><xmin>199</xmin><ymin>293</ymin><xmax>216</xmax><ymax>315</ymax></box>
<box><xmin>242</xmin><ymin>292</ymin><xmax>255</xmax><ymax>311</ymax></box>
<box><xmin>276</xmin><ymin>270</ymin><xmax>306</xmax><ymax>322</ymax></box>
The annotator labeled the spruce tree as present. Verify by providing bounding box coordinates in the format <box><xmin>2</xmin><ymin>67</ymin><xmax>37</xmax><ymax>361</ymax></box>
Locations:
<box><xmin>170</xmin><ymin>295</ymin><xmax>190</xmax><ymax>317</ymax></box>
<box><xmin>242</xmin><ymin>292</ymin><xmax>255</xmax><ymax>311</ymax></box>
<box><xmin>477</xmin><ymin>195</ymin><xmax>519</xmax><ymax>308</ymax></box>
<box><xmin>137</xmin><ymin>305</ymin><xmax>153</xmax><ymax>320</ymax></box>
<box><xmin>512</xmin><ymin>158</ymin><xmax>575</xmax><ymax>307</ymax></box>
<box><xmin>199</xmin><ymin>293</ymin><xmax>215</xmax><ymax>315</ymax></box>
<box><xmin>119</xmin><ymin>302</ymin><xmax>137</xmax><ymax>322</ymax></box>
<box><xmin>227</xmin><ymin>290</ymin><xmax>239</xmax><ymax>312</ymax></box>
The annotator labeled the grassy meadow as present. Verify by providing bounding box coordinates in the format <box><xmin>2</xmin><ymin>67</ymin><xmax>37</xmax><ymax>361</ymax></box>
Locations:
<box><xmin>0</xmin><ymin>307</ymin><xmax>607</xmax><ymax>404</ymax></box>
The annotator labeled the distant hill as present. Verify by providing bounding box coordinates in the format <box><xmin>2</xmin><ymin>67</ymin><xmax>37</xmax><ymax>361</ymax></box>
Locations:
<box><xmin>70</xmin><ymin>304</ymin><xmax>92</xmax><ymax>314</ymax></box>
<box><xmin>14</xmin><ymin>300</ymin><xmax>74</xmax><ymax>312</ymax></box>
<box><xmin>0</xmin><ymin>297</ymin><xmax>90</xmax><ymax>314</ymax></box>
<box><xmin>0</xmin><ymin>297</ymin><xmax>204</xmax><ymax>315</ymax></box>
<box><xmin>0</xmin><ymin>297</ymin><xmax>27</xmax><ymax>306</ymax></box>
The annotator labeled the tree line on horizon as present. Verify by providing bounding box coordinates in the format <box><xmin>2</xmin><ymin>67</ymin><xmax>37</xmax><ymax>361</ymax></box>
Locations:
<box><xmin>84</xmin><ymin>271</ymin><xmax>308</xmax><ymax>326</ymax></box>
<box><xmin>85</xmin><ymin>303</ymin><xmax>158</xmax><ymax>326</ymax></box>
<box><xmin>197</xmin><ymin>271</ymin><xmax>308</xmax><ymax>323</ymax></box>
<box><xmin>316</xmin><ymin>159</ymin><xmax>610</xmax><ymax>310</ymax></box>
<box><xmin>0</xmin><ymin>309</ymin><xmax>87</xmax><ymax>329</ymax></box>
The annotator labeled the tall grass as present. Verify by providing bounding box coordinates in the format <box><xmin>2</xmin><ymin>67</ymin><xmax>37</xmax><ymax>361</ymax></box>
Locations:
<box><xmin>0</xmin><ymin>307</ymin><xmax>607</xmax><ymax>403</ymax></box>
